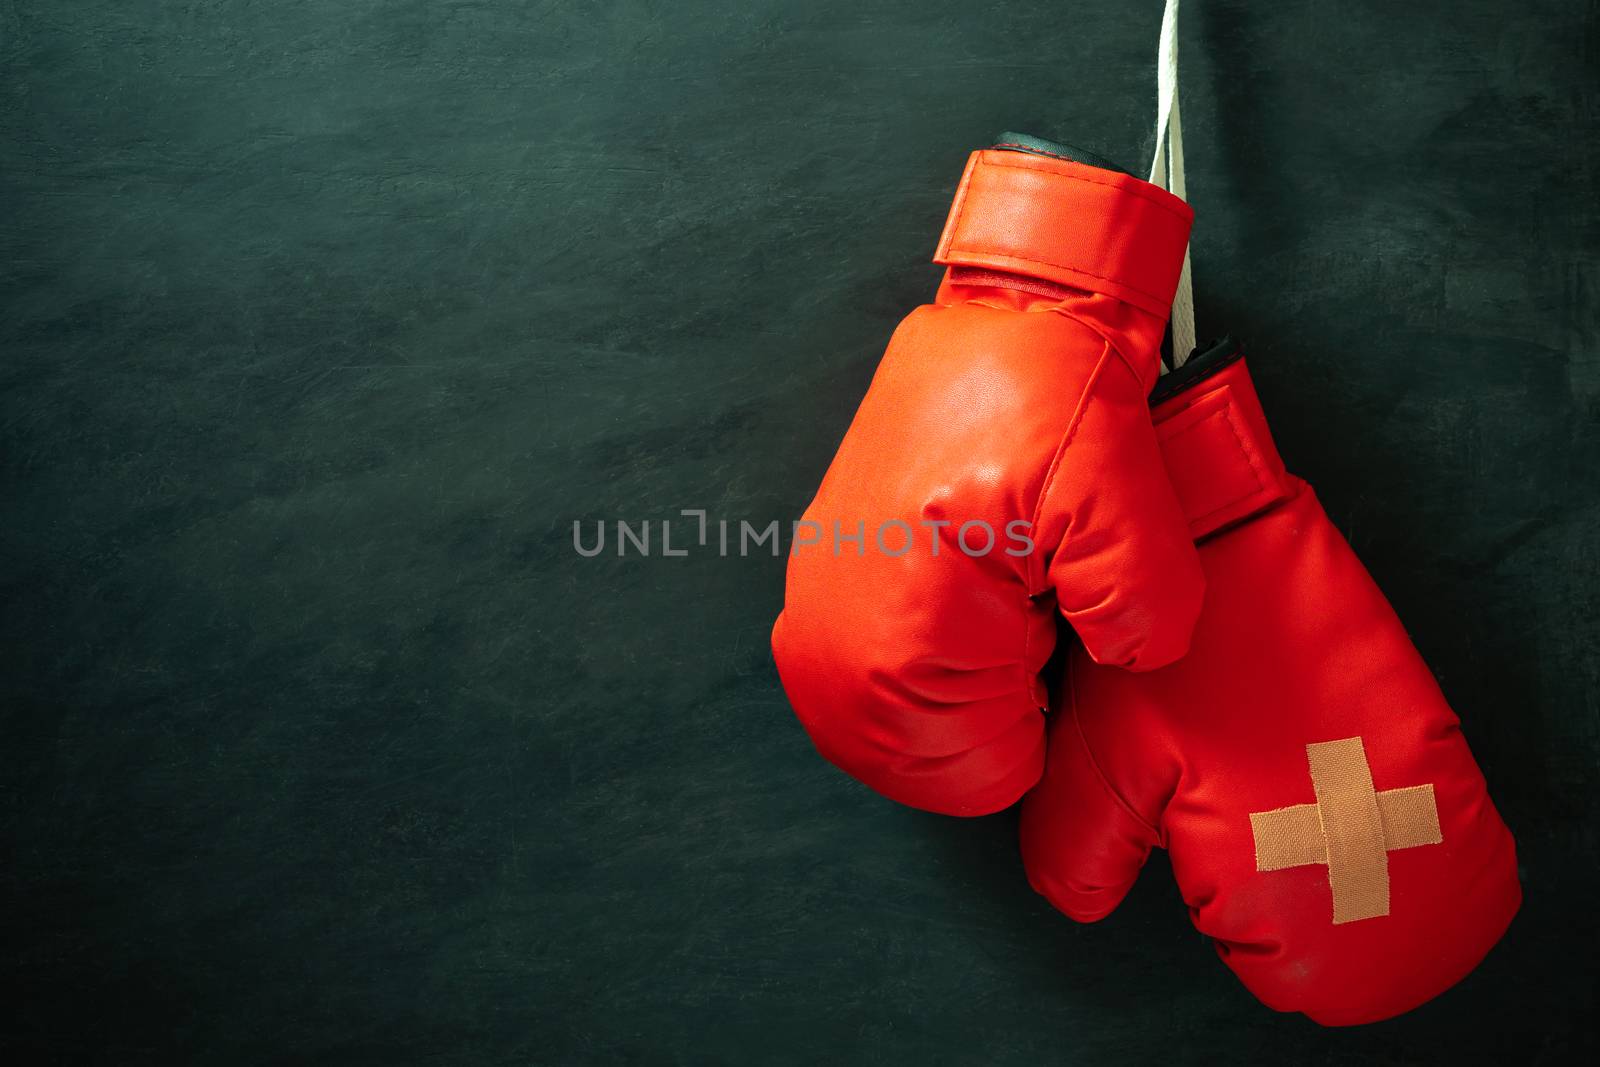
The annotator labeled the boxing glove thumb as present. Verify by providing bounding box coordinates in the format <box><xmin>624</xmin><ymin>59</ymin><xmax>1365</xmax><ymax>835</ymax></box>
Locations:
<box><xmin>1018</xmin><ymin>677</ymin><xmax>1159</xmax><ymax>920</ymax></box>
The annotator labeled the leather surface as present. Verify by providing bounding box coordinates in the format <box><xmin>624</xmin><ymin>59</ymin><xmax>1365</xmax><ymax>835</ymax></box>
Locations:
<box><xmin>1018</xmin><ymin>358</ymin><xmax>1522</xmax><ymax>1025</ymax></box>
<box><xmin>934</xmin><ymin>149</ymin><xmax>1193</xmax><ymax>317</ymax></box>
<box><xmin>773</xmin><ymin>149</ymin><xmax>1202</xmax><ymax>816</ymax></box>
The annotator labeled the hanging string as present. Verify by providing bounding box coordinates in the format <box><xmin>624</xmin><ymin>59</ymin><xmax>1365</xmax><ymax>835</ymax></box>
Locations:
<box><xmin>1147</xmin><ymin>0</ymin><xmax>1197</xmax><ymax>367</ymax></box>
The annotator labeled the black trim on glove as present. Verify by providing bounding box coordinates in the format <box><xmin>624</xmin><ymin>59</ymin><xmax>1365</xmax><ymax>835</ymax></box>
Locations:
<box><xmin>992</xmin><ymin>132</ymin><xmax>1130</xmax><ymax>175</ymax></box>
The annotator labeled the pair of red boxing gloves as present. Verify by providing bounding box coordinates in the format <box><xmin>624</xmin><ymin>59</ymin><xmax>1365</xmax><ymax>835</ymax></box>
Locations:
<box><xmin>770</xmin><ymin>135</ymin><xmax>1520</xmax><ymax>1025</ymax></box>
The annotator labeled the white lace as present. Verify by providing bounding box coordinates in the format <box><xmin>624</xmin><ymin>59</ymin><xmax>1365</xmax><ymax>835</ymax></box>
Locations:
<box><xmin>1147</xmin><ymin>0</ymin><xmax>1197</xmax><ymax>368</ymax></box>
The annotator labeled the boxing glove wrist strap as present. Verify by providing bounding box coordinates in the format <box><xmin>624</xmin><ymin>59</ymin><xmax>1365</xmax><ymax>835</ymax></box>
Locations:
<box><xmin>1152</xmin><ymin>341</ymin><xmax>1295</xmax><ymax>540</ymax></box>
<box><xmin>932</xmin><ymin>147</ymin><xmax>1193</xmax><ymax>319</ymax></box>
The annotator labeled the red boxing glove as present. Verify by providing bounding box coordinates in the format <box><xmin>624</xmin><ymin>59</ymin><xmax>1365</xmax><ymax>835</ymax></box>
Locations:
<box><xmin>772</xmin><ymin>137</ymin><xmax>1203</xmax><ymax>816</ymax></box>
<box><xmin>1019</xmin><ymin>343</ymin><xmax>1521</xmax><ymax>1025</ymax></box>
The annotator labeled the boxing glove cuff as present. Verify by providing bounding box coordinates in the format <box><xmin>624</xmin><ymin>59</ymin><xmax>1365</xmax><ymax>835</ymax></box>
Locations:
<box><xmin>933</xmin><ymin>147</ymin><xmax>1193</xmax><ymax>320</ymax></box>
<box><xmin>1150</xmin><ymin>339</ymin><xmax>1296</xmax><ymax>539</ymax></box>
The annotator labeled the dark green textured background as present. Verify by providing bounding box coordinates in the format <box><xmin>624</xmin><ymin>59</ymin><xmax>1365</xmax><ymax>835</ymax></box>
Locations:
<box><xmin>3</xmin><ymin>1</ymin><xmax>1596</xmax><ymax>1062</ymax></box>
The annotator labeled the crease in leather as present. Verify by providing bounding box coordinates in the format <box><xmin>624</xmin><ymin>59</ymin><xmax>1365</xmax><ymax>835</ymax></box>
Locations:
<box><xmin>943</xmin><ymin>250</ymin><xmax>1175</xmax><ymax>317</ymax></box>
<box><xmin>1069</xmin><ymin>687</ymin><xmax>1161</xmax><ymax>843</ymax></box>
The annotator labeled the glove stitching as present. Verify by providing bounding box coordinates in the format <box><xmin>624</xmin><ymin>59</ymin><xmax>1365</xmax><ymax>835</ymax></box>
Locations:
<box><xmin>1020</xmin><ymin>507</ymin><xmax>1038</xmax><ymax>709</ymax></box>
<box><xmin>1020</xmin><ymin>344</ymin><xmax>1113</xmax><ymax>702</ymax></box>
<box><xmin>953</xmin><ymin>288</ymin><xmax>1155</xmax><ymax>393</ymax></box>
<box><xmin>992</xmin><ymin>141</ymin><xmax>1109</xmax><ymax>167</ymax></box>
<box><xmin>938</xmin><ymin>156</ymin><xmax>980</xmax><ymax>260</ymax></box>
<box><xmin>974</xmin><ymin>154</ymin><xmax>1193</xmax><ymax>222</ymax></box>
<box><xmin>1148</xmin><ymin>343</ymin><xmax>1244</xmax><ymax>406</ymax></box>
<box><xmin>1219</xmin><ymin>403</ymin><xmax>1271</xmax><ymax>496</ymax></box>
<box><xmin>1026</xmin><ymin>343</ymin><xmax>1112</xmax><ymax>595</ymax></box>
<box><xmin>1161</xmin><ymin>405</ymin><xmax>1274</xmax><ymax>525</ymax></box>
<box><xmin>1045</xmin><ymin>306</ymin><xmax>1156</xmax><ymax>392</ymax></box>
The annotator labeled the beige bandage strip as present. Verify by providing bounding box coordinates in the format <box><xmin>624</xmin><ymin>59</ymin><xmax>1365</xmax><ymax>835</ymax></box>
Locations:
<box><xmin>1249</xmin><ymin>737</ymin><xmax>1443</xmax><ymax>924</ymax></box>
<box><xmin>1250</xmin><ymin>803</ymin><xmax>1326</xmax><ymax>871</ymax></box>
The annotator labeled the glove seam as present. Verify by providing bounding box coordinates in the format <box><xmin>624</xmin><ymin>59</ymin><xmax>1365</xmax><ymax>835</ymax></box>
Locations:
<box><xmin>958</xmin><ymin>300</ymin><xmax>1151</xmax><ymax>391</ymax></box>
<box><xmin>991</xmin><ymin>140</ymin><xmax>1126</xmax><ymax>175</ymax></box>
<box><xmin>972</xmin><ymin>155</ymin><xmax>1193</xmax><ymax>223</ymax></box>
<box><xmin>1068</xmin><ymin>671</ymin><xmax>1162</xmax><ymax>841</ymax></box>
<box><xmin>1038</xmin><ymin>305</ymin><xmax>1156</xmax><ymax>393</ymax></box>
<box><xmin>1165</xmin><ymin>404</ymin><xmax>1271</xmax><ymax>526</ymax></box>
<box><xmin>943</xmin><ymin>248</ymin><xmax>1176</xmax><ymax>319</ymax></box>
<box><xmin>1027</xmin><ymin>343</ymin><xmax>1113</xmax><ymax>594</ymax></box>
